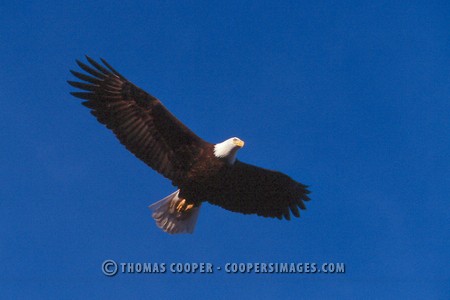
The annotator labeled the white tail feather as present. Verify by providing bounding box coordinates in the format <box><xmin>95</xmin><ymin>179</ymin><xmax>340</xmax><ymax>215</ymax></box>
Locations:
<box><xmin>148</xmin><ymin>190</ymin><xmax>201</xmax><ymax>234</ymax></box>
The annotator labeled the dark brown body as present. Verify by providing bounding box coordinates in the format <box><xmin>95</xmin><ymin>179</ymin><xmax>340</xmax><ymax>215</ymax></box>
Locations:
<box><xmin>178</xmin><ymin>144</ymin><xmax>229</xmax><ymax>205</ymax></box>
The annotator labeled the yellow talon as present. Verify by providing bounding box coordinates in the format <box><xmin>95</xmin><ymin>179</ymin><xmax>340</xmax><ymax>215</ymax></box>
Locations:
<box><xmin>176</xmin><ymin>199</ymin><xmax>186</xmax><ymax>212</ymax></box>
<box><xmin>175</xmin><ymin>200</ymin><xmax>195</xmax><ymax>212</ymax></box>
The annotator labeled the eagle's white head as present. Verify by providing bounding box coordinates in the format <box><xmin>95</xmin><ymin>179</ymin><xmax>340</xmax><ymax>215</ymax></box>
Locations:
<box><xmin>213</xmin><ymin>137</ymin><xmax>245</xmax><ymax>164</ymax></box>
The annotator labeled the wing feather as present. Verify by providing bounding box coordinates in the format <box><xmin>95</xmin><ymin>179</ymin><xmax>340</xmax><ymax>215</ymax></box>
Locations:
<box><xmin>209</xmin><ymin>161</ymin><xmax>311</xmax><ymax>220</ymax></box>
<box><xmin>69</xmin><ymin>56</ymin><xmax>210</xmax><ymax>185</ymax></box>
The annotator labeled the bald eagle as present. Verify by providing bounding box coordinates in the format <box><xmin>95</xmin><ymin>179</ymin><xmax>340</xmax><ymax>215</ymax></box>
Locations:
<box><xmin>68</xmin><ymin>57</ymin><xmax>311</xmax><ymax>234</ymax></box>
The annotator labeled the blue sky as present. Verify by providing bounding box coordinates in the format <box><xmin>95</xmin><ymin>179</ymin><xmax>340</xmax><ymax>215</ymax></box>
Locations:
<box><xmin>1</xmin><ymin>0</ymin><xmax>449</xmax><ymax>299</ymax></box>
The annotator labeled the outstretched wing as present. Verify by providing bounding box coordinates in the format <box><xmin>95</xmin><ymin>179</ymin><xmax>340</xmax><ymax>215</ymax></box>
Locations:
<box><xmin>209</xmin><ymin>161</ymin><xmax>311</xmax><ymax>220</ymax></box>
<box><xmin>68</xmin><ymin>56</ymin><xmax>210</xmax><ymax>185</ymax></box>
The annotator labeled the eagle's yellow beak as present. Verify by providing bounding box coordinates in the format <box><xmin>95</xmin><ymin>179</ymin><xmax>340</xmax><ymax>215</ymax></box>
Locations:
<box><xmin>234</xmin><ymin>140</ymin><xmax>245</xmax><ymax>148</ymax></box>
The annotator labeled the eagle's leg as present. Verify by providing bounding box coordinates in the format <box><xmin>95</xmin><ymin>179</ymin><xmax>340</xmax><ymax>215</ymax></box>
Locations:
<box><xmin>148</xmin><ymin>190</ymin><xmax>201</xmax><ymax>234</ymax></box>
<box><xmin>174</xmin><ymin>199</ymin><xmax>195</xmax><ymax>212</ymax></box>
